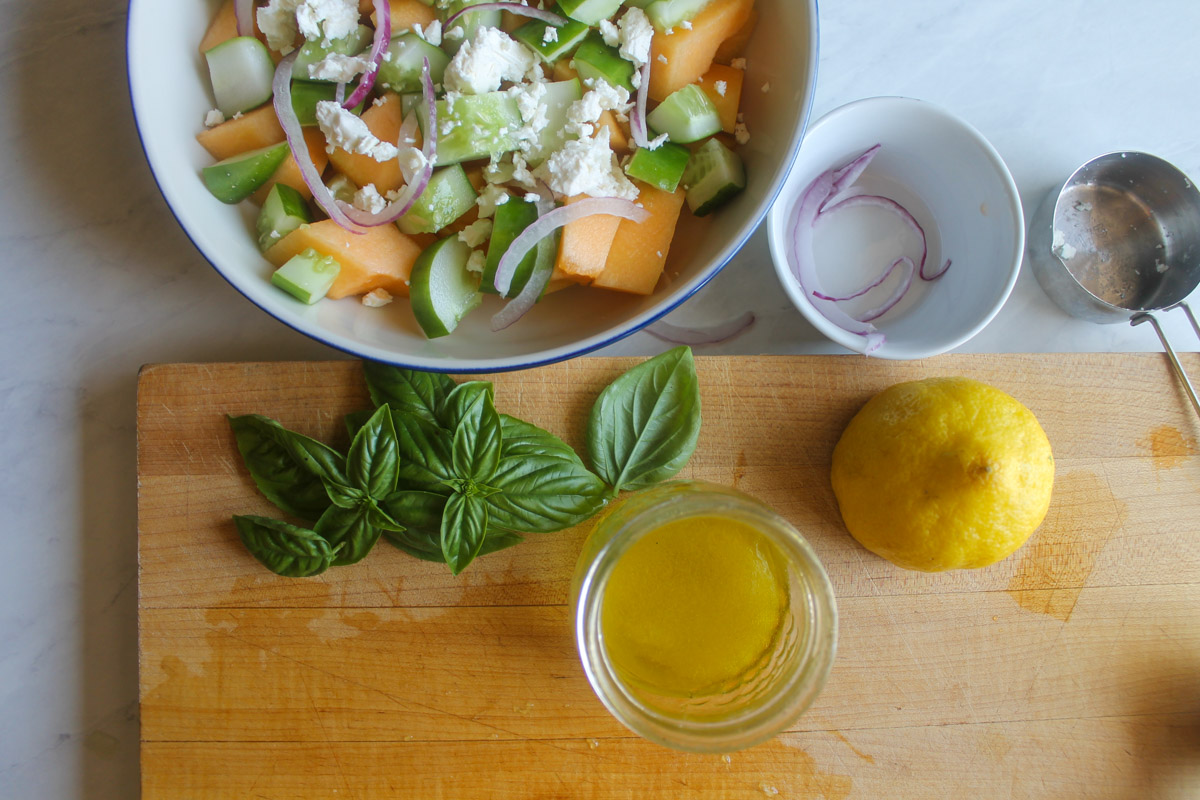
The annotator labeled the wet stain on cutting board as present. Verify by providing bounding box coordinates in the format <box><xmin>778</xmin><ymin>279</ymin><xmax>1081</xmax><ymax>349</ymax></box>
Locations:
<box><xmin>1006</xmin><ymin>470</ymin><xmax>1127</xmax><ymax>621</ymax></box>
<box><xmin>769</xmin><ymin>739</ymin><xmax>854</xmax><ymax>799</ymax></box>
<box><xmin>1138</xmin><ymin>425</ymin><xmax>1198</xmax><ymax>469</ymax></box>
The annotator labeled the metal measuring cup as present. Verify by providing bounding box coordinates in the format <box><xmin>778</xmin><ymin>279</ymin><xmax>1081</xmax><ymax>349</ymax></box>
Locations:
<box><xmin>1029</xmin><ymin>151</ymin><xmax>1200</xmax><ymax>415</ymax></box>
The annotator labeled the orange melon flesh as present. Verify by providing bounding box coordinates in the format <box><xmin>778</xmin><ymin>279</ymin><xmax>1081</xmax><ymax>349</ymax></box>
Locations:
<box><xmin>327</xmin><ymin>93</ymin><xmax>407</xmax><ymax>194</ymax></box>
<box><xmin>200</xmin><ymin>0</ymin><xmax>239</xmax><ymax>53</ymax></box>
<box><xmin>594</xmin><ymin>181</ymin><xmax>686</xmax><ymax>295</ymax></box>
<box><xmin>696</xmin><ymin>63</ymin><xmax>744</xmax><ymax>134</ymax></box>
<box><xmin>381</xmin><ymin>0</ymin><xmax>440</xmax><ymax>32</ymax></box>
<box><xmin>552</xmin><ymin>60</ymin><xmax>579</xmax><ymax>82</ymax></box>
<box><xmin>648</xmin><ymin>0</ymin><xmax>755</xmax><ymax>102</ymax></box>
<box><xmin>265</xmin><ymin>220</ymin><xmax>423</xmax><ymax>299</ymax></box>
<box><xmin>714</xmin><ymin>7</ymin><xmax>758</xmax><ymax>64</ymax></box>
<box><xmin>196</xmin><ymin>105</ymin><xmax>285</xmax><ymax>161</ymax></box>
<box><xmin>597</xmin><ymin>110</ymin><xmax>629</xmax><ymax>151</ymax></box>
<box><xmin>250</xmin><ymin>128</ymin><xmax>329</xmax><ymax>205</ymax></box>
<box><xmin>555</xmin><ymin>196</ymin><xmax>623</xmax><ymax>280</ymax></box>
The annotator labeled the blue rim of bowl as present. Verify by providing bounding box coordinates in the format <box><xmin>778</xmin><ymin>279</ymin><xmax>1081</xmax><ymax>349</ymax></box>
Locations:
<box><xmin>767</xmin><ymin>95</ymin><xmax>1024</xmax><ymax>360</ymax></box>
<box><xmin>126</xmin><ymin>1</ymin><xmax>820</xmax><ymax>373</ymax></box>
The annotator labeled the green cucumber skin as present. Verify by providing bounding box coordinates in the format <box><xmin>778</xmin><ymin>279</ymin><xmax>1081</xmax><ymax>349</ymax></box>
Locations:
<box><xmin>682</xmin><ymin>138</ymin><xmax>746</xmax><ymax>216</ymax></box>
<box><xmin>398</xmin><ymin>165</ymin><xmax>479</xmax><ymax>235</ymax></box>
<box><xmin>409</xmin><ymin>236</ymin><xmax>481</xmax><ymax>338</ymax></box>
<box><xmin>289</xmin><ymin>25</ymin><xmax>373</xmax><ymax>79</ymax></box>
<box><xmin>202</xmin><ymin>142</ymin><xmax>291</xmax><ymax>204</ymax></box>
<box><xmin>428</xmin><ymin>92</ymin><xmax>524</xmax><ymax>165</ymax></box>
<box><xmin>572</xmin><ymin>35</ymin><xmax>635</xmax><ymax>92</ymax></box>
<box><xmin>271</xmin><ymin>247</ymin><xmax>342</xmax><ymax>304</ymax></box>
<box><xmin>512</xmin><ymin>7</ymin><xmax>590</xmax><ymax>64</ymax></box>
<box><xmin>290</xmin><ymin>80</ymin><xmax>365</xmax><ymax>125</ymax></box>
<box><xmin>558</xmin><ymin>0</ymin><xmax>624</xmax><ymax>25</ymax></box>
<box><xmin>624</xmin><ymin>142</ymin><xmax>691</xmax><ymax>193</ymax></box>
<box><xmin>482</xmin><ymin>196</ymin><xmax>539</xmax><ymax>295</ymax></box>
<box><xmin>377</xmin><ymin>33</ymin><xmax>451</xmax><ymax>94</ymax></box>
<box><xmin>645</xmin><ymin>84</ymin><xmax>722</xmax><ymax>144</ymax></box>
<box><xmin>257</xmin><ymin>184</ymin><xmax>313</xmax><ymax>252</ymax></box>
<box><xmin>442</xmin><ymin>0</ymin><xmax>502</xmax><ymax>55</ymax></box>
<box><xmin>205</xmin><ymin>36</ymin><xmax>276</xmax><ymax>117</ymax></box>
<box><xmin>645</xmin><ymin>0</ymin><xmax>713</xmax><ymax>30</ymax></box>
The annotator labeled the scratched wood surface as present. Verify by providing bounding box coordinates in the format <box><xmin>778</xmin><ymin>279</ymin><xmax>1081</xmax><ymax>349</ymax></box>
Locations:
<box><xmin>137</xmin><ymin>356</ymin><xmax>1200</xmax><ymax>799</ymax></box>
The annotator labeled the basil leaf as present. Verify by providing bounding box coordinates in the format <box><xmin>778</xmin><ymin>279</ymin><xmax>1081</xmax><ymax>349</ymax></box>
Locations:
<box><xmin>366</xmin><ymin>502</ymin><xmax>405</xmax><ymax>532</ymax></box>
<box><xmin>233</xmin><ymin>515</ymin><xmax>339</xmax><ymax>577</ymax></box>
<box><xmin>586</xmin><ymin>346</ymin><xmax>702</xmax><ymax>493</ymax></box>
<box><xmin>314</xmin><ymin>504</ymin><xmax>381</xmax><ymax>566</ymax></box>
<box><xmin>344</xmin><ymin>409</ymin><xmax>374</xmax><ymax>440</ymax></box>
<box><xmin>383</xmin><ymin>490</ymin><xmax>448</xmax><ymax>531</ymax></box>
<box><xmin>348</xmin><ymin>405</ymin><xmax>400</xmax><ymax>499</ymax></box>
<box><xmin>383</xmin><ymin>529</ymin><xmax>445</xmax><ymax>563</ymax></box>
<box><xmin>228</xmin><ymin>415</ymin><xmax>348</xmax><ymax>521</ymax></box>
<box><xmin>364</xmin><ymin>362</ymin><xmax>456</xmax><ymax>426</ymax></box>
<box><xmin>442</xmin><ymin>382</ymin><xmax>503</xmax><ymax>482</ymax></box>
<box><xmin>392</xmin><ymin>413</ymin><xmax>456</xmax><ymax>493</ymax></box>
<box><xmin>323</xmin><ymin>480</ymin><xmax>366</xmax><ymax>509</ymax></box>
<box><xmin>486</xmin><ymin>415</ymin><xmax>607</xmax><ymax>533</ymax></box>
<box><xmin>441</xmin><ymin>492</ymin><xmax>489</xmax><ymax>574</ymax></box>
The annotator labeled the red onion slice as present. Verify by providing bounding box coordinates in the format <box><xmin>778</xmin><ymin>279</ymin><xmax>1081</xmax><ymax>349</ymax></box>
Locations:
<box><xmin>235</xmin><ymin>0</ymin><xmax>255</xmax><ymax>37</ymax></box>
<box><xmin>646</xmin><ymin>312</ymin><xmax>755</xmax><ymax>345</ymax></box>
<box><xmin>273</xmin><ymin>52</ymin><xmax>370</xmax><ymax>234</ymax></box>
<box><xmin>630</xmin><ymin>60</ymin><xmax>651</xmax><ymax>149</ymax></box>
<box><xmin>823</xmin><ymin>144</ymin><xmax>879</xmax><ymax>210</ymax></box>
<box><xmin>334</xmin><ymin>58</ymin><xmax>438</xmax><ymax>227</ymax></box>
<box><xmin>817</xmin><ymin>193</ymin><xmax>928</xmax><ymax>276</ymax></box>
<box><xmin>343</xmin><ymin>0</ymin><xmax>391</xmax><ymax>110</ymax></box>
<box><xmin>921</xmin><ymin>257</ymin><xmax>951</xmax><ymax>281</ymax></box>
<box><xmin>444</xmin><ymin>2</ymin><xmax>567</xmax><ymax>31</ymax></box>
<box><xmin>492</xmin><ymin>198</ymin><xmax>650</xmax><ymax>331</ymax></box>
<box><xmin>814</xmin><ymin>256</ymin><xmax>913</xmax><ymax>302</ymax></box>
<box><xmin>853</xmin><ymin>258</ymin><xmax>915</xmax><ymax>322</ymax></box>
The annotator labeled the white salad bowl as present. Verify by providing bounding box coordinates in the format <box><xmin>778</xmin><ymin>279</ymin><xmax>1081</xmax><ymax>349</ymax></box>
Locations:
<box><xmin>127</xmin><ymin>0</ymin><xmax>819</xmax><ymax>372</ymax></box>
<box><xmin>767</xmin><ymin>97</ymin><xmax>1023</xmax><ymax>360</ymax></box>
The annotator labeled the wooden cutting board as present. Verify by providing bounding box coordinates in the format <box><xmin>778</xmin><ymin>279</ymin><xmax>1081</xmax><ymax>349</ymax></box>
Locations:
<box><xmin>137</xmin><ymin>355</ymin><xmax>1200</xmax><ymax>799</ymax></box>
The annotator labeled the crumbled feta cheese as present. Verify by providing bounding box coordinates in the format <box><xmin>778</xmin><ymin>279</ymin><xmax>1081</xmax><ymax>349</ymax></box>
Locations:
<box><xmin>362</xmin><ymin>288</ymin><xmax>394</xmax><ymax>307</ymax></box>
<box><xmin>257</xmin><ymin>0</ymin><xmax>301</xmax><ymax>53</ymax></box>
<box><xmin>680</xmin><ymin>20</ymin><xmax>693</xmax><ymax>29</ymax></box>
<box><xmin>353</xmin><ymin>184</ymin><xmax>388</xmax><ymax>215</ymax></box>
<box><xmin>309</xmin><ymin>52</ymin><xmax>373</xmax><ymax>82</ymax></box>
<box><xmin>466</xmin><ymin>250</ymin><xmax>487</xmax><ymax>274</ymax></box>
<box><xmin>444</xmin><ymin>27</ymin><xmax>541</xmax><ymax>94</ymax></box>
<box><xmin>508</xmin><ymin>80</ymin><xmax>550</xmax><ymax>152</ymax></box>
<box><xmin>458</xmin><ymin>219</ymin><xmax>494</xmax><ymax>248</ymax></box>
<box><xmin>444</xmin><ymin>25</ymin><xmax>465</xmax><ymax>42</ymax></box>
<box><xmin>296</xmin><ymin>0</ymin><xmax>359</xmax><ymax>46</ymax></box>
<box><xmin>414</xmin><ymin>20</ymin><xmax>443</xmax><ymax>46</ymax></box>
<box><xmin>232</xmin><ymin>111</ymin><xmax>244</xmax><ymax>120</ymax></box>
<box><xmin>316</xmin><ymin>101</ymin><xmax>399</xmax><ymax>162</ymax></box>
<box><xmin>543</xmin><ymin>25</ymin><xmax>558</xmax><ymax>44</ymax></box>
<box><xmin>1156</xmin><ymin>260</ymin><xmax>1169</xmax><ymax>273</ymax></box>
<box><xmin>397</xmin><ymin>146</ymin><xmax>428</xmax><ymax>182</ymax></box>
<box><xmin>714</xmin><ymin>80</ymin><xmax>727</xmax><ymax>96</ymax></box>
<box><xmin>535</xmin><ymin>132</ymin><xmax>639</xmax><ymax>200</ymax></box>
<box><xmin>730</xmin><ymin>57</ymin><xmax>747</xmax><ymax>70</ymax></box>
<box><xmin>617</xmin><ymin>7</ymin><xmax>654</xmax><ymax>66</ymax></box>
<box><xmin>511</xmin><ymin>152</ymin><xmax>537</xmax><ymax>188</ymax></box>
<box><xmin>664</xmin><ymin>27</ymin><xmax>674</xmax><ymax>35</ymax></box>
<box><xmin>566</xmin><ymin>82</ymin><xmax>631</xmax><ymax>136</ymax></box>
<box><xmin>598</xmin><ymin>18</ymin><xmax>620</xmax><ymax>48</ymax></box>
<box><xmin>645</xmin><ymin>132</ymin><xmax>668</xmax><ymax>151</ymax></box>
<box><xmin>204</xmin><ymin>109</ymin><xmax>225</xmax><ymax>127</ymax></box>
<box><xmin>477</xmin><ymin>184</ymin><xmax>511</xmax><ymax>218</ymax></box>
<box><xmin>734</xmin><ymin>121</ymin><xmax>750</xmax><ymax>145</ymax></box>
<box><xmin>656</xmin><ymin>53</ymin><xmax>668</xmax><ymax>64</ymax></box>
<box><xmin>761</xmin><ymin>82</ymin><xmax>770</xmax><ymax>93</ymax></box>
<box><xmin>523</xmin><ymin>193</ymin><xmax>541</xmax><ymax>204</ymax></box>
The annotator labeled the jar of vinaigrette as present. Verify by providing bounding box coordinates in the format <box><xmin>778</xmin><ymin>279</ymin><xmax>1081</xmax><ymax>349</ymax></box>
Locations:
<box><xmin>571</xmin><ymin>481</ymin><xmax>837</xmax><ymax>752</ymax></box>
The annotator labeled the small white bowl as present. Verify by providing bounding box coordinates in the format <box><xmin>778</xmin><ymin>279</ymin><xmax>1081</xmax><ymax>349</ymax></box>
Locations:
<box><xmin>767</xmin><ymin>97</ymin><xmax>1023</xmax><ymax>360</ymax></box>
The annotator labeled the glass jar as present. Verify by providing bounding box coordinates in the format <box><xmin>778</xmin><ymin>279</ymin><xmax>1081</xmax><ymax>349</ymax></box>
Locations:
<box><xmin>571</xmin><ymin>480</ymin><xmax>837</xmax><ymax>753</ymax></box>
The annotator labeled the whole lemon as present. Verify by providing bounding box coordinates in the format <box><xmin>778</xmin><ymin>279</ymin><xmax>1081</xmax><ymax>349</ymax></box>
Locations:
<box><xmin>831</xmin><ymin>377</ymin><xmax>1054</xmax><ymax>572</ymax></box>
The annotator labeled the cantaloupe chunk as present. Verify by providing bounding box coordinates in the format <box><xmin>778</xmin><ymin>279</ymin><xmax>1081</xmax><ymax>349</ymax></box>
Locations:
<box><xmin>375</xmin><ymin>0</ymin><xmax>439</xmax><ymax>33</ymax></box>
<box><xmin>265</xmin><ymin>220</ymin><xmax>423</xmax><ymax>299</ymax></box>
<box><xmin>555</xmin><ymin>196</ymin><xmax>623</xmax><ymax>280</ymax></box>
<box><xmin>696</xmin><ymin>63</ymin><xmax>743</xmax><ymax>134</ymax></box>
<box><xmin>596</xmin><ymin>110</ymin><xmax>629</xmax><ymax>151</ymax></box>
<box><xmin>200</xmin><ymin>0</ymin><xmax>239</xmax><ymax>53</ymax></box>
<box><xmin>552</xmin><ymin>60</ymin><xmax>579</xmax><ymax>82</ymax></box>
<box><xmin>250</xmin><ymin>129</ymin><xmax>329</xmax><ymax>205</ymax></box>
<box><xmin>714</xmin><ymin>8</ymin><xmax>758</xmax><ymax>64</ymax></box>
<box><xmin>648</xmin><ymin>0</ymin><xmax>754</xmax><ymax>102</ymax></box>
<box><xmin>327</xmin><ymin>93</ymin><xmax>407</xmax><ymax>194</ymax></box>
<box><xmin>593</xmin><ymin>181</ymin><xmax>686</xmax><ymax>295</ymax></box>
<box><xmin>196</xmin><ymin>105</ymin><xmax>285</xmax><ymax>161</ymax></box>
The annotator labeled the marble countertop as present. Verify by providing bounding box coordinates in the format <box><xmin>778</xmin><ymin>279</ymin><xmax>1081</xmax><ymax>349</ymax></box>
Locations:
<box><xmin>2</xmin><ymin>1</ymin><xmax>1198</xmax><ymax>796</ymax></box>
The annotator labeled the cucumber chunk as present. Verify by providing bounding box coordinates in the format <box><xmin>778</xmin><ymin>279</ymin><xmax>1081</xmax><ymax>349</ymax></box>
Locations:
<box><xmin>645</xmin><ymin>0</ymin><xmax>713</xmax><ymax>30</ymax></box>
<box><xmin>409</xmin><ymin>236</ymin><xmax>483</xmax><ymax>338</ymax></box>
<box><xmin>482</xmin><ymin>194</ymin><xmax>537</xmax><ymax>294</ymax></box>
<box><xmin>645</xmin><ymin>84</ymin><xmax>722</xmax><ymax>143</ymax></box>
<box><xmin>559</xmin><ymin>0</ymin><xmax>624</xmax><ymax>25</ymax></box>
<box><xmin>682</xmin><ymin>138</ymin><xmax>745</xmax><ymax>216</ymax></box>
<box><xmin>527</xmin><ymin>78</ymin><xmax>583</xmax><ymax>164</ymax></box>
<box><xmin>624</xmin><ymin>141</ymin><xmax>691</xmax><ymax>192</ymax></box>
<box><xmin>271</xmin><ymin>247</ymin><xmax>341</xmax><ymax>304</ymax></box>
<box><xmin>377</xmin><ymin>32</ymin><xmax>451</xmax><ymax>93</ymax></box>
<box><xmin>290</xmin><ymin>25</ymin><xmax>373</xmax><ymax>80</ymax></box>
<box><xmin>256</xmin><ymin>184</ymin><xmax>313</xmax><ymax>251</ymax></box>
<box><xmin>572</xmin><ymin>35</ymin><xmax>635</xmax><ymax>92</ymax></box>
<box><xmin>512</xmin><ymin>6</ymin><xmax>590</xmax><ymax>64</ymax></box>
<box><xmin>425</xmin><ymin>91</ymin><xmax>524</xmax><ymax>165</ymax></box>
<box><xmin>201</xmin><ymin>142</ymin><xmax>291</xmax><ymax>204</ymax></box>
<box><xmin>398</xmin><ymin>164</ymin><xmax>479</xmax><ymax>235</ymax></box>
<box><xmin>623</xmin><ymin>0</ymin><xmax>655</xmax><ymax>7</ymax></box>
<box><xmin>205</xmin><ymin>37</ymin><xmax>276</xmax><ymax>117</ymax></box>
<box><xmin>290</xmin><ymin>80</ymin><xmax>365</xmax><ymax>126</ymax></box>
<box><xmin>442</xmin><ymin>0</ymin><xmax>502</xmax><ymax>56</ymax></box>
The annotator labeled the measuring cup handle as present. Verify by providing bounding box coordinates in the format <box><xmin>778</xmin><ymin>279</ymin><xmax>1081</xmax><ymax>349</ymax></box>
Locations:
<box><xmin>1131</xmin><ymin>310</ymin><xmax>1200</xmax><ymax>416</ymax></box>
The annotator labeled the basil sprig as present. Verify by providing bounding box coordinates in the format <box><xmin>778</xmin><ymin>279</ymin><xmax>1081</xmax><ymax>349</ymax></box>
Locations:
<box><xmin>228</xmin><ymin>347</ymin><xmax>701</xmax><ymax>577</ymax></box>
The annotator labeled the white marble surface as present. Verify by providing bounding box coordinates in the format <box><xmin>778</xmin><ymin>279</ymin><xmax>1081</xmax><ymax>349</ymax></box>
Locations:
<box><xmin>2</xmin><ymin>1</ymin><xmax>1198</xmax><ymax>796</ymax></box>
